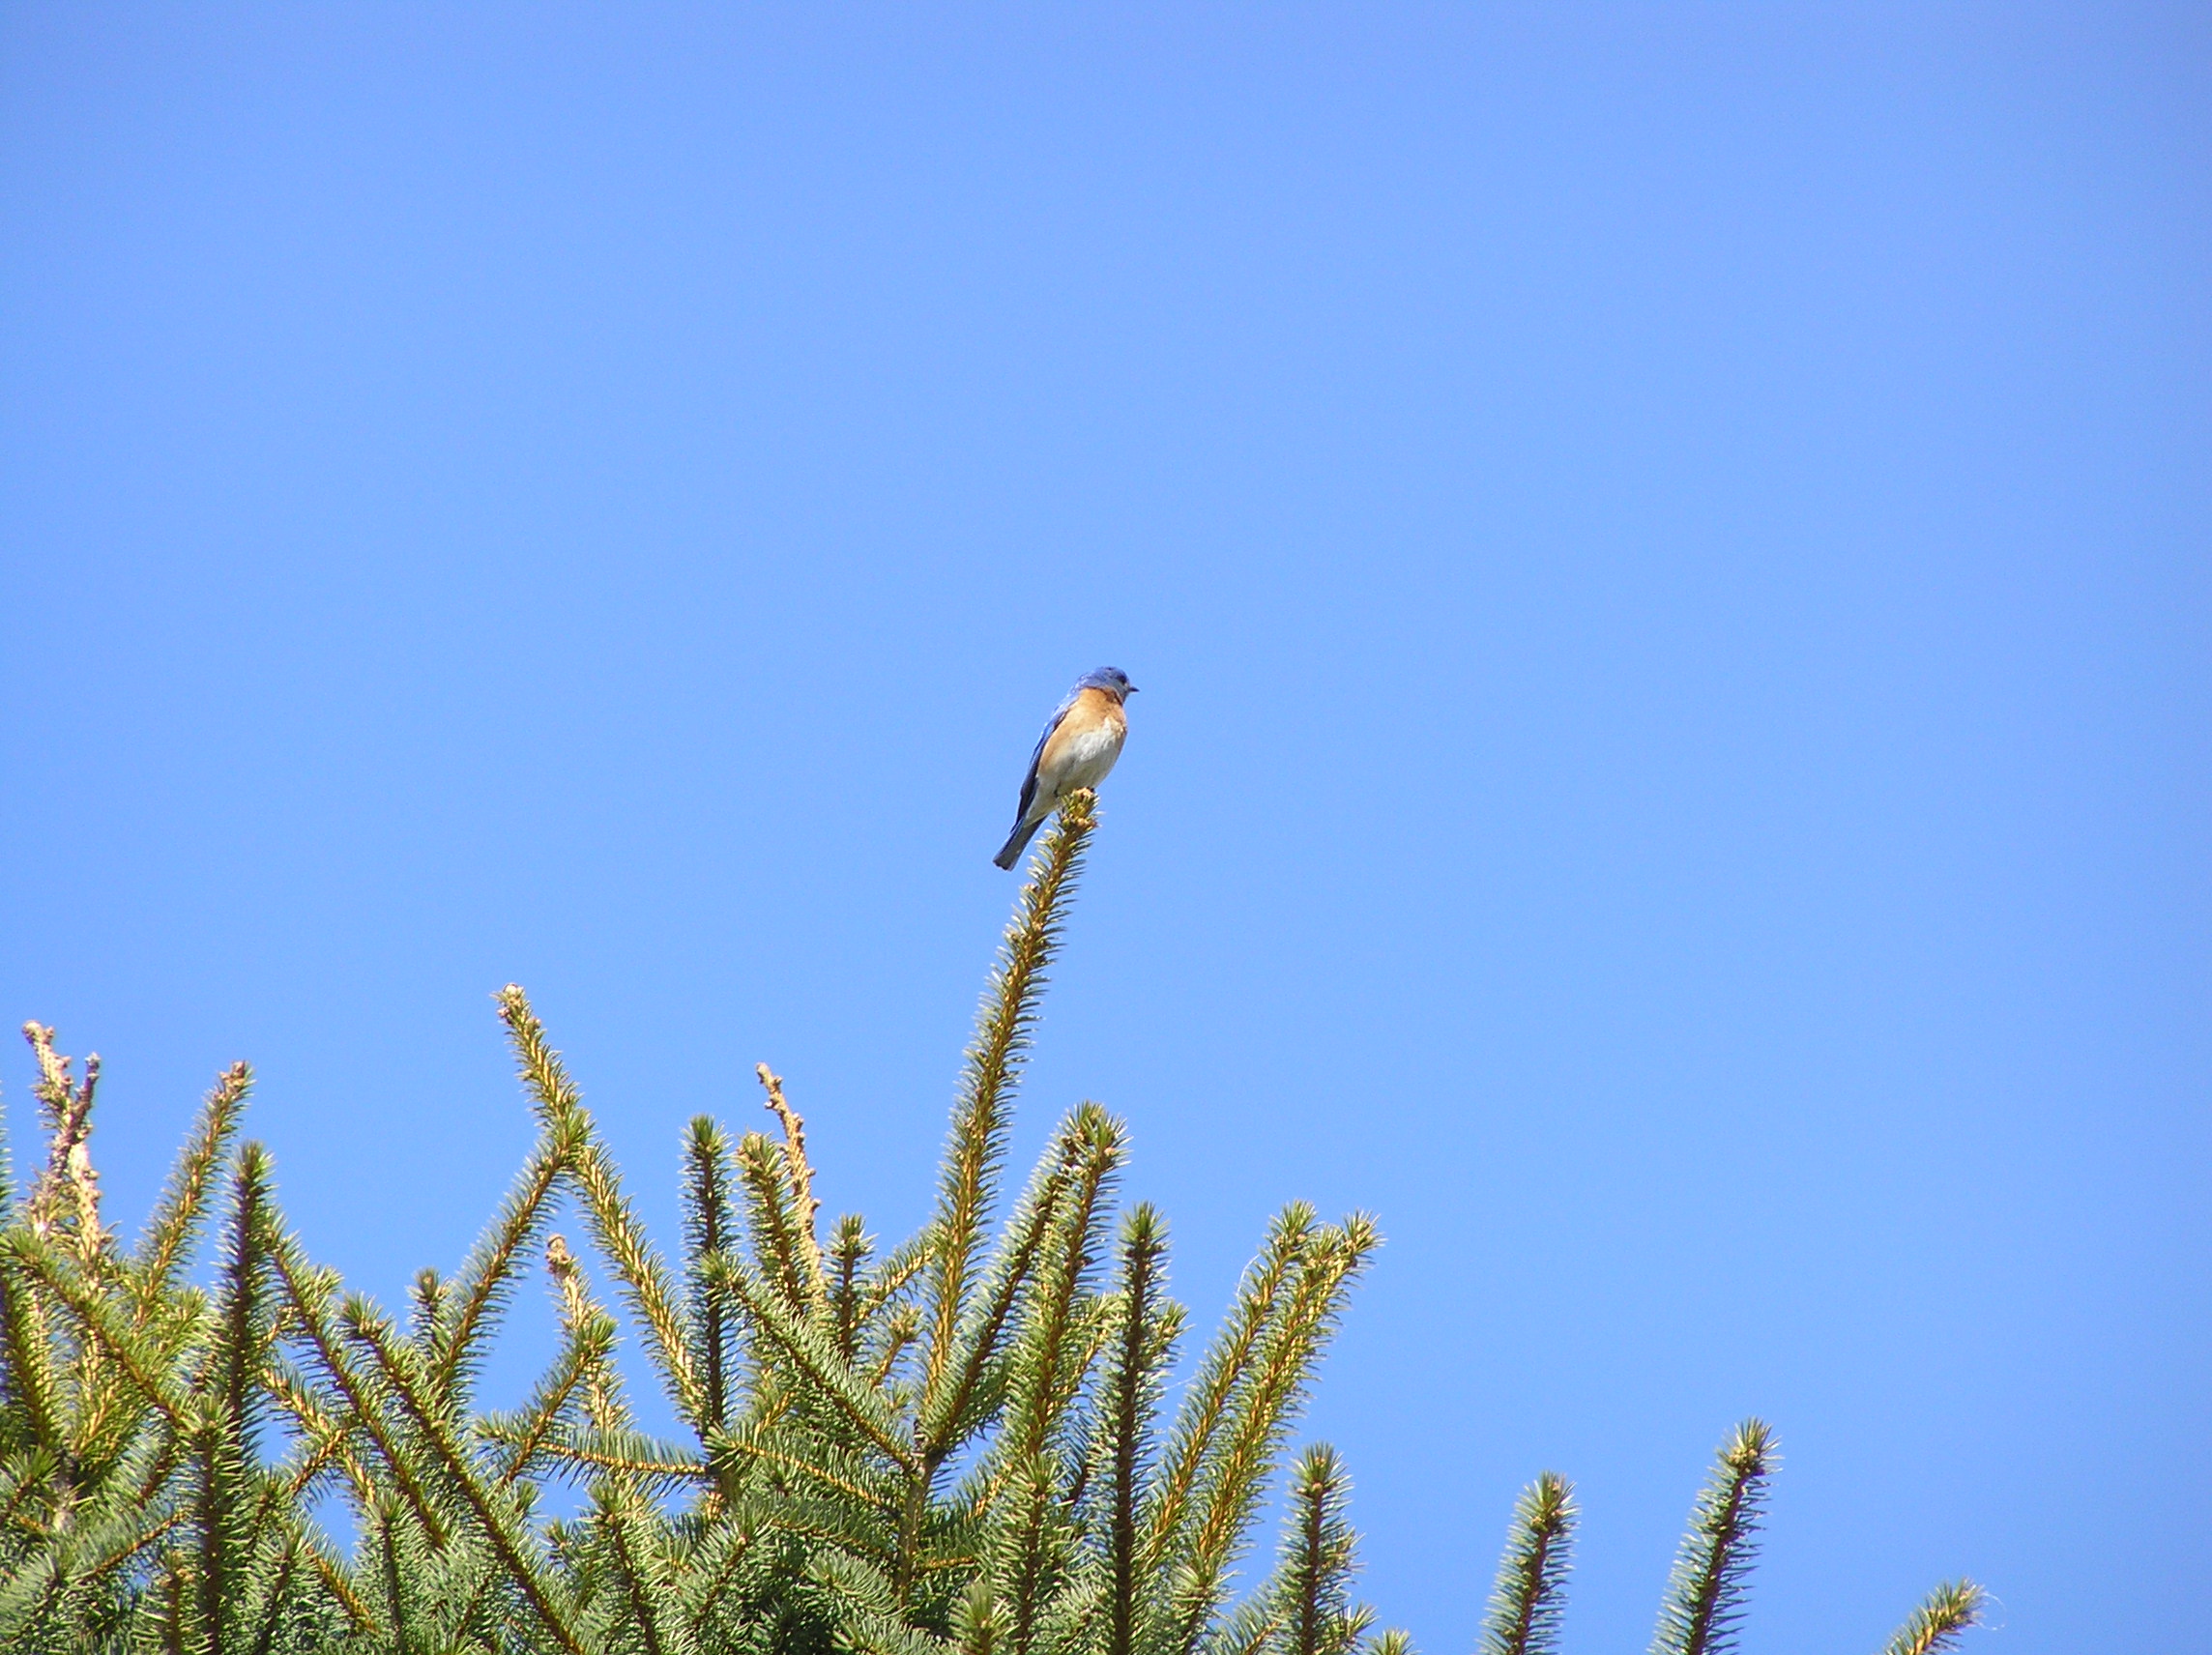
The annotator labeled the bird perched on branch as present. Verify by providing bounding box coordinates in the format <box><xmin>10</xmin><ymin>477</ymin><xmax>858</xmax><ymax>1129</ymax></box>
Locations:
<box><xmin>994</xmin><ymin>667</ymin><xmax>1137</xmax><ymax>868</ymax></box>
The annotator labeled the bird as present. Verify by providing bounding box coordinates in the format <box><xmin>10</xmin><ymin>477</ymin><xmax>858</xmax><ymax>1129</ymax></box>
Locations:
<box><xmin>994</xmin><ymin>668</ymin><xmax>1137</xmax><ymax>868</ymax></box>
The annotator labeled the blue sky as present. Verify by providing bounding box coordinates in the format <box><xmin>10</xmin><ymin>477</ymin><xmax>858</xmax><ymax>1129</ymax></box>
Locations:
<box><xmin>2</xmin><ymin>5</ymin><xmax>2206</xmax><ymax>1648</ymax></box>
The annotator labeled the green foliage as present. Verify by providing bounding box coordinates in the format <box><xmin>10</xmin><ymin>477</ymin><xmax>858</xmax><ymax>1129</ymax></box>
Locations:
<box><xmin>1211</xmin><ymin>1444</ymin><xmax>1384</xmax><ymax>1655</ymax></box>
<box><xmin>1649</xmin><ymin>1418</ymin><xmax>1774</xmax><ymax>1655</ymax></box>
<box><xmin>0</xmin><ymin>792</ymin><xmax>1984</xmax><ymax>1653</ymax></box>
<box><xmin>1878</xmin><ymin>1580</ymin><xmax>1986</xmax><ymax>1655</ymax></box>
<box><xmin>1479</xmin><ymin>1472</ymin><xmax>1573</xmax><ymax>1655</ymax></box>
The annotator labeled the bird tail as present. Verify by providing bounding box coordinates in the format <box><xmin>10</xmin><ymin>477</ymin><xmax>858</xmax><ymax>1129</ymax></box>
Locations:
<box><xmin>993</xmin><ymin>816</ymin><xmax>1042</xmax><ymax>870</ymax></box>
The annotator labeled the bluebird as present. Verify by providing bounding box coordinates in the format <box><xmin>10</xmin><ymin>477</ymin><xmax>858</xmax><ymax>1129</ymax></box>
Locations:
<box><xmin>994</xmin><ymin>668</ymin><xmax>1137</xmax><ymax>868</ymax></box>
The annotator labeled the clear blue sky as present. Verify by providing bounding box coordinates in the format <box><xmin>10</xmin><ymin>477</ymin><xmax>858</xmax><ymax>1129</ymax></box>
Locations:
<box><xmin>3</xmin><ymin>6</ymin><xmax>2205</xmax><ymax>1649</ymax></box>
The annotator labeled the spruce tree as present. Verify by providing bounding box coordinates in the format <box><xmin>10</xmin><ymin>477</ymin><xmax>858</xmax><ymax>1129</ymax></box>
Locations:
<box><xmin>0</xmin><ymin>792</ymin><xmax>1984</xmax><ymax>1653</ymax></box>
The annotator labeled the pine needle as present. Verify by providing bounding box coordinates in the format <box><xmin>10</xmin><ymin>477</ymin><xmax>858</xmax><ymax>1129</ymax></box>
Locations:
<box><xmin>1479</xmin><ymin>1473</ymin><xmax>1575</xmax><ymax>1655</ymax></box>
<box><xmin>1649</xmin><ymin>1420</ymin><xmax>1776</xmax><ymax>1655</ymax></box>
<box><xmin>1879</xmin><ymin>1580</ymin><xmax>1985</xmax><ymax>1655</ymax></box>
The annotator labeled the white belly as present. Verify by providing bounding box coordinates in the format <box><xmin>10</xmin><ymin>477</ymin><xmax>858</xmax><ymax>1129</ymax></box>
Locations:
<box><xmin>1045</xmin><ymin>721</ymin><xmax>1124</xmax><ymax>795</ymax></box>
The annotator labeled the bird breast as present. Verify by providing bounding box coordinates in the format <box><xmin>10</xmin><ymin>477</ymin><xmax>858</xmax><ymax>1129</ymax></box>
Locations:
<box><xmin>1043</xmin><ymin>707</ymin><xmax>1126</xmax><ymax>792</ymax></box>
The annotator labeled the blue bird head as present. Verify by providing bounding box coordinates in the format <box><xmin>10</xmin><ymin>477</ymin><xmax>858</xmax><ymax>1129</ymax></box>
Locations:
<box><xmin>1075</xmin><ymin>667</ymin><xmax>1137</xmax><ymax>702</ymax></box>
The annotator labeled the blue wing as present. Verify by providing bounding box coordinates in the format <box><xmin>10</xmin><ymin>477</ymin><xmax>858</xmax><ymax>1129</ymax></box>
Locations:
<box><xmin>1013</xmin><ymin>691</ymin><xmax>1079</xmax><ymax>825</ymax></box>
